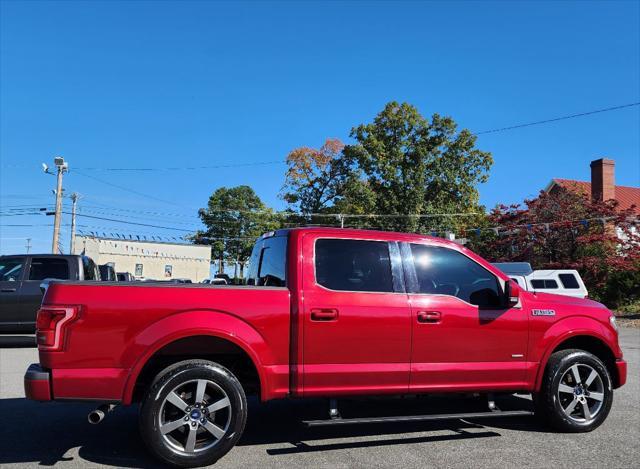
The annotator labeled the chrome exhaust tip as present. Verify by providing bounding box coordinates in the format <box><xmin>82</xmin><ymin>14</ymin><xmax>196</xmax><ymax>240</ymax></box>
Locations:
<box><xmin>88</xmin><ymin>404</ymin><xmax>115</xmax><ymax>424</ymax></box>
<box><xmin>88</xmin><ymin>409</ymin><xmax>105</xmax><ymax>424</ymax></box>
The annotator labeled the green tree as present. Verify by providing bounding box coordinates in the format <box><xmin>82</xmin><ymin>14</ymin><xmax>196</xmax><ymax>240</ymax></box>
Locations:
<box><xmin>468</xmin><ymin>187</ymin><xmax>640</xmax><ymax>307</ymax></box>
<box><xmin>194</xmin><ymin>186</ymin><xmax>280</xmax><ymax>278</ymax></box>
<box><xmin>280</xmin><ymin>138</ymin><xmax>375</xmax><ymax>225</ymax></box>
<box><xmin>344</xmin><ymin>101</ymin><xmax>493</xmax><ymax>232</ymax></box>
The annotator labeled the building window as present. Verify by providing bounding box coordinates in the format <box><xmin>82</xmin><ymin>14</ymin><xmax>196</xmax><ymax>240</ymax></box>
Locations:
<box><xmin>135</xmin><ymin>263</ymin><xmax>143</xmax><ymax>277</ymax></box>
<box><xmin>164</xmin><ymin>265</ymin><xmax>173</xmax><ymax>278</ymax></box>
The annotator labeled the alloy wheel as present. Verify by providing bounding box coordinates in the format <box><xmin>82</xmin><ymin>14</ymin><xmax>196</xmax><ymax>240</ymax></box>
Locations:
<box><xmin>557</xmin><ymin>363</ymin><xmax>605</xmax><ymax>423</ymax></box>
<box><xmin>158</xmin><ymin>379</ymin><xmax>232</xmax><ymax>454</ymax></box>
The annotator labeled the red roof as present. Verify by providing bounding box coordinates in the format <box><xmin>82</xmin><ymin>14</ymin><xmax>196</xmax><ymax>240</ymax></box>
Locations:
<box><xmin>551</xmin><ymin>178</ymin><xmax>640</xmax><ymax>213</ymax></box>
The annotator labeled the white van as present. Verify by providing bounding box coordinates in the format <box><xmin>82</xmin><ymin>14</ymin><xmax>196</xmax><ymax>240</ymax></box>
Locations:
<box><xmin>508</xmin><ymin>270</ymin><xmax>588</xmax><ymax>299</ymax></box>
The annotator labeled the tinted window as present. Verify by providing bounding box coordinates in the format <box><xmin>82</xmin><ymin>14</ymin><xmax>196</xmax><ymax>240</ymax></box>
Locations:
<box><xmin>530</xmin><ymin>279</ymin><xmax>558</xmax><ymax>289</ymax></box>
<box><xmin>559</xmin><ymin>274</ymin><xmax>580</xmax><ymax>289</ymax></box>
<box><xmin>246</xmin><ymin>236</ymin><xmax>287</xmax><ymax>287</ymax></box>
<box><xmin>29</xmin><ymin>258</ymin><xmax>70</xmax><ymax>280</ymax></box>
<box><xmin>315</xmin><ymin>239</ymin><xmax>393</xmax><ymax>292</ymax></box>
<box><xmin>99</xmin><ymin>265</ymin><xmax>117</xmax><ymax>281</ymax></box>
<box><xmin>83</xmin><ymin>257</ymin><xmax>98</xmax><ymax>280</ymax></box>
<box><xmin>0</xmin><ymin>258</ymin><xmax>24</xmax><ymax>281</ymax></box>
<box><xmin>410</xmin><ymin>244</ymin><xmax>502</xmax><ymax>308</ymax></box>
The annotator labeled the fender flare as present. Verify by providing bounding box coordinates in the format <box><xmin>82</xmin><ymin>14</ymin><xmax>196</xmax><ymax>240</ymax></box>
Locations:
<box><xmin>533</xmin><ymin>316</ymin><xmax>613</xmax><ymax>391</ymax></box>
<box><xmin>121</xmin><ymin>310</ymin><xmax>273</xmax><ymax>404</ymax></box>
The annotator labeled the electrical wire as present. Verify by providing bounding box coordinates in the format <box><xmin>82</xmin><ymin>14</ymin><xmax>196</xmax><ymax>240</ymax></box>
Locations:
<box><xmin>75</xmin><ymin>160</ymin><xmax>283</xmax><ymax>172</ymax></box>
<box><xmin>475</xmin><ymin>102</ymin><xmax>640</xmax><ymax>135</ymax></box>
<box><xmin>16</xmin><ymin>101</ymin><xmax>630</xmax><ymax>172</ymax></box>
<box><xmin>72</xmin><ymin>171</ymin><xmax>183</xmax><ymax>207</ymax></box>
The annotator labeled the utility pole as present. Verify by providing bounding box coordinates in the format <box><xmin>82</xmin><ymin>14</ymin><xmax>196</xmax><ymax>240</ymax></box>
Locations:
<box><xmin>25</xmin><ymin>238</ymin><xmax>32</xmax><ymax>254</ymax></box>
<box><xmin>69</xmin><ymin>192</ymin><xmax>79</xmax><ymax>254</ymax></box>
<box><xmin>49</xmin><ymin>157</ymin><xmax>68</xmax><ymax>254</ymax></box>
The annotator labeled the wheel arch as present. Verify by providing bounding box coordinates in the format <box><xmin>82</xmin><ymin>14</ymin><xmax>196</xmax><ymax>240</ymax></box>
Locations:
<box><xmin>535</xmin><ymin>332</ymin><xmax>620</xmax><ymax>391</ymax></box>
<box><xmin>122</xmin><ymin>310</ymin><xmax>273</xmax><ymax>404</ymax></box>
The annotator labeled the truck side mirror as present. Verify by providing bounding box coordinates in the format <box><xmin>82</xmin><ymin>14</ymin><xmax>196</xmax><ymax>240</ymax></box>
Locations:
<box><xmin>506</xmin><ymin>279</ymin><xmax>521</xmax><ymax>307</ymax></box>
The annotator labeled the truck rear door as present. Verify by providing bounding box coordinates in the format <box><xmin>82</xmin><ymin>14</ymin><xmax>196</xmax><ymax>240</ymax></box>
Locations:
<box><xmin>300</xmin><ymin>233</ymin><xmax>411</xmax><ymax>396</ymax></box>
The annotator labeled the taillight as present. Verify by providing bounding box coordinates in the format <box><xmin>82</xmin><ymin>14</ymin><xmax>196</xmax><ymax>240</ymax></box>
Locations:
<box><xmin>36</xmin><ymin>306</ymin><xmax>78</xmax><ymax>350</ymax></box>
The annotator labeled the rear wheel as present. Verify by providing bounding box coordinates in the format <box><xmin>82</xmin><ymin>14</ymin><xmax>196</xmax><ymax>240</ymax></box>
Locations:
<box><xmin>534</xmin><ymin>349</ymin><xmax>612</xmax><ymax>432</ymax></box>
<box><xmin>139</xmin><ymin>360</ymin><xmax>247</xmax><ymax>467</ymax></box>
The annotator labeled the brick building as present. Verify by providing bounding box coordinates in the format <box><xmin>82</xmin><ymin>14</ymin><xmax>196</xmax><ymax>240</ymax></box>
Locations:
<box><xmin>545</xmin><ymin>158</ymin><xmax>640</xmax><ymax>213</ymax></box>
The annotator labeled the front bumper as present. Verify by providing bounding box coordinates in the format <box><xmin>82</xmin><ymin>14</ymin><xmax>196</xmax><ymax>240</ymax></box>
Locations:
<box><xmin>24</xmin><ymin>363</ymin><xmax>52</xmax><ymax>401</ymax></box>
<box><xmin>615</xmin><ymin>359</ymin><xmax>627</xmax><ymax>388</ymax></box>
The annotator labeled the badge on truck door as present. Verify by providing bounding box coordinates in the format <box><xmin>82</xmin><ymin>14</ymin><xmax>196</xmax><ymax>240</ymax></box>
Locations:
<box><xmin>532</xmin><ymin>309</ymin><xmax>556</xmax><ymax>316</ymax></box>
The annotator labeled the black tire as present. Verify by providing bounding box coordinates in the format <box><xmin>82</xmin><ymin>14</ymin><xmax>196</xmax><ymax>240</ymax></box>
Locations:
<box><xmin>534</xmin><ymin>349</ymin><xmax>612</xmax><ymax>432</ymax></box>
<box><xmin>139</xmin><ymin>360</ymin><xmax>247</xmax><ymax>467</ymax></box>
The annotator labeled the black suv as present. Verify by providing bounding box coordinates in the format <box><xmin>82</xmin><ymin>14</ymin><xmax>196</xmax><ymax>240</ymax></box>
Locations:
<box><xmin>0</xmin><ymin>254</ymin><xmax>100</xmax><ymax>333</ymax></box>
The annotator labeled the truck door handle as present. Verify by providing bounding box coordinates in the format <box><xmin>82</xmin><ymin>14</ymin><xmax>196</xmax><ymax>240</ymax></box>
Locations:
<box><xmin>417</xmin><ymin>311</ymin><xmax>441</xmax><ymax>323</ymax></box>
<box><xmin>311</xmin><ymin>308</ymin><xmax>339</xmax><ymax>321</ymax></box>
<box><xmin>1</xmin><ymin>288</ymin><xmax>17</xmax><ymax>293</ymax></box>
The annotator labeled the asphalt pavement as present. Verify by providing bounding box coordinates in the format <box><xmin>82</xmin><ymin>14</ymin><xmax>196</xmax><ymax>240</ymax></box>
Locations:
<box><xmin>0</xmin><ymin>328</ymin><xmax>638</xmax><ymax>468</ymax></box>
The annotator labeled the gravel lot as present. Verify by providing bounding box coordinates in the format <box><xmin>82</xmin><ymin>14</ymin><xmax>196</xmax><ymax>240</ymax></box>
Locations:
<box><xmin>0</xmin><ymin>328</ymin><xmax>638</xmax><ymax>469</ymax></box>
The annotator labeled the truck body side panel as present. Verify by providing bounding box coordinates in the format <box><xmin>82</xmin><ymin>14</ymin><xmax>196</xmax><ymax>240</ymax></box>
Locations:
<box><xmin>39</xmin><ymin>283</ymin><xmax>290</xmax><ymax>402</ymax></box>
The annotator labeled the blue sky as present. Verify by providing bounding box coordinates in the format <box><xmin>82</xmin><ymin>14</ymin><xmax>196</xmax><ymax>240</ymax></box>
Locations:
<box><xmin>1</xmin><ymin>0</ymin><xmax>639</xmax><ymax>255</ymax></box>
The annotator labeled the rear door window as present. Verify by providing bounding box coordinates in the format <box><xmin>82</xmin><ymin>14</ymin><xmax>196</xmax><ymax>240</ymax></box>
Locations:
<box><xmin>558</xmin><ymin>274</ymin><xmax>580</xmax><ymax>289</ymax></box>
<box><xmin>0</xmin><ymin>257</ymin><xmax>24</xmax><ymax>282</ymax></box>
<box><xmin>315</xmin><ymin>239</ymin><xmax>393</xmax><ymax>292</ymax></box>
<box><xmin>28</xmin><ymin>258</ymin><xmax>70</xmax><ymax>280</ymax></box>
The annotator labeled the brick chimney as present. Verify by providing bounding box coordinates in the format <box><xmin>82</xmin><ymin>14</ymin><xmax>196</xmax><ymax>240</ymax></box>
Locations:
<box><xmin>590</xmin><ymin>158</ymin><xmax>615</xmax><ymax>202</ymax></box>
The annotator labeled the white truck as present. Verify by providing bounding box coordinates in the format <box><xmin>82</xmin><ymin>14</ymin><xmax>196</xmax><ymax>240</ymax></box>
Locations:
<box><xmin>492</xmin><ymin>263</ymin><xmax>588</xmax><ymax>299</ymax></box>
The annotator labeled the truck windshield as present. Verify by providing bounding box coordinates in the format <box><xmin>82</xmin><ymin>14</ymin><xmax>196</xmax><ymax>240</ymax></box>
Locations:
<box><xmin>245</xmin><ymin>235</ymin><xmax>287</xmax><ymax>287</ymax></box>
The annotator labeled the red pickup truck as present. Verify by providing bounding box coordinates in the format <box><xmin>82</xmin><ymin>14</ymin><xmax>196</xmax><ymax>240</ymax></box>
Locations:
<box><xmin>25</xmin><ymin>227</ymin><xmax>626</xmax><ymax>467</ymax></box>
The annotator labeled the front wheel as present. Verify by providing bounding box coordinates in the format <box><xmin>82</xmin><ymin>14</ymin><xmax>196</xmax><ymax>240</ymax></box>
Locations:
<box><xmin>534</xmin><ymin>349</ymin><xmax>613</xmax><ymax>432</ymax></box>
<box><xmin>139</xmin><ymin>360</ymin><xmax>247</xmax><ymax>467</ymax></box>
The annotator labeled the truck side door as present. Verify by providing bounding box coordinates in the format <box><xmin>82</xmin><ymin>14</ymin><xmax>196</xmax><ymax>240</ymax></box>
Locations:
<box><xmin>0</xmin><ymin>256</ymin><xmax>26</xmax><ymax>331</ymax></box>
<box><xmin>403</xmin><ymin>242</ymin><xmax>528</xmax><ymax>392</ymax></box>
<box><xmin>301</xmin><ymin>234</ymin><xmax>411</xmax><ymax>396</ymax></box>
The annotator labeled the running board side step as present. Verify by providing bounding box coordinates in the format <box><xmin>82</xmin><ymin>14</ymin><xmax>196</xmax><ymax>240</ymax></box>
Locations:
<box><xmin>302</xmin><ymin>410</ymin><xmax>533</xmax><ymax>427</ymax></box>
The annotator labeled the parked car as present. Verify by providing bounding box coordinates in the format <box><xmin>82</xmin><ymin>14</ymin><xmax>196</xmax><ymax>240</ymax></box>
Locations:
<box><xmin>526</xmin><ymin>270</ymin><xmax>589</xmax><ymax>298</ymax></box>
<box><xmin>492</xmin><ymin>263</ymin><xmax>588</xmax><ymax>299</ymax></box>
<box><xmin>99</xmin><ymin>264</ymin><xmax>118</xmax><ymax>282</ymax></box>
<box><xmin>25</xmin><ymin>228</ymin><xmax>626</xmax><ymax>467</ymax></box>
<box><xmin>168</xmin><ymin>278</ymin><xmax>192</xmax><ymax>284</ymax></box>
<box><xmin>0</xmin><ymin>254</ymin><xmax>99</xmax><ymax>333</ymax></box>
<box><xmin>215</xmin><ymin>273</ymin><xmax>232</xmax><ymax>283</ymax></box>
<box><xmin>505</xmin><ymin>271</ymin><xmax>588</xmax><ymax>299</ymax></box>
<box><xmin>201</xmin><ymin>278</ymin><xmax>227</xmax><ymax>285</ymax></box>
<box><xmin>117</xmin><ymin>272</ymin><xmax>135</xmax><ymax>282</ymax></box>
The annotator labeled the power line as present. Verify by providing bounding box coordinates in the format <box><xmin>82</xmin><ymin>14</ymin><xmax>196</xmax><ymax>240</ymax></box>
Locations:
<box><xmin>75</xmin><ymin>160</ymin><xmax>283</xmax><ymax>172</ymax></box>
<box><xmin>475</xmin><ymin>102</ymin><xmax>640</xmax><ymax>135</ymax></box>
<box><xmin>73</xmin><ymin>171</ymin><xmax>183</xmax><ymax>207</ymax></box>
<box><xmin>49</xmin><ymin>101</ymin><xmax>640</xmax><ymax>172</ymax></box>
<box><xmin>61</xmin><ymin>212</ymin><xmax>197</xmax><ymax>232</ymax></box>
